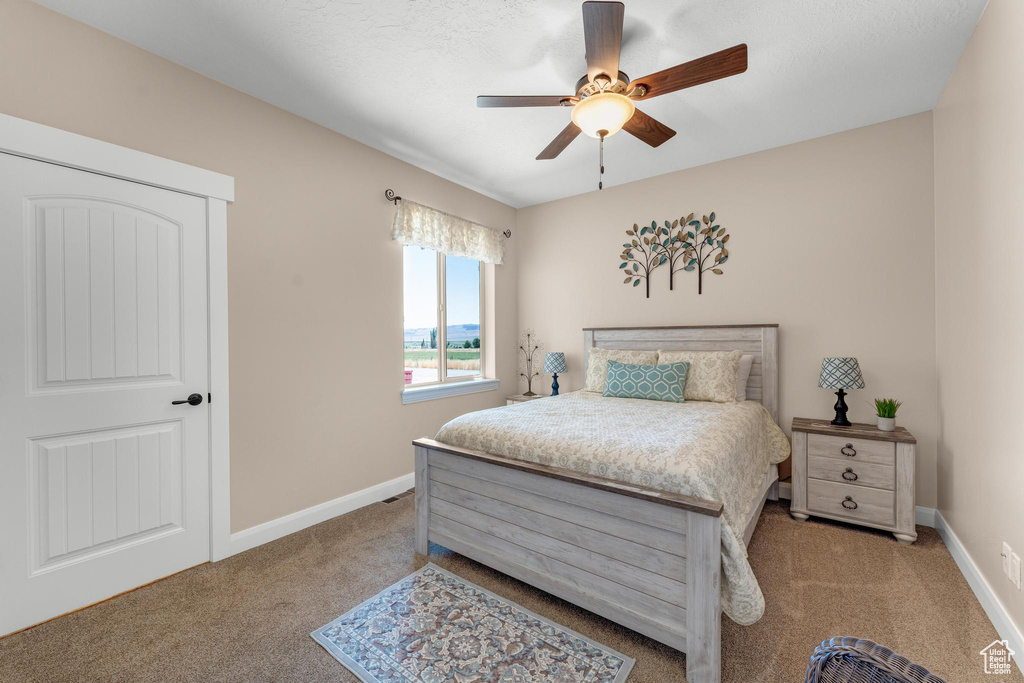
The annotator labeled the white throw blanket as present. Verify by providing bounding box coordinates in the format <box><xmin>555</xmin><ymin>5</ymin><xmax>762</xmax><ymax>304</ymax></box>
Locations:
<box><xmin>434</xmin><ymin>391</ymin><xmax>790</xmax><ymax>625</ymax></box>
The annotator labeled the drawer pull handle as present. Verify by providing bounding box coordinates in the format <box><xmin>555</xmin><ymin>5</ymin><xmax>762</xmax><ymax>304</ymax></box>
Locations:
<box><xmin>841</xmin><ymin>443</ymin><xmax>857</xmax><ymax>457</ymax></box>
<box><xmin>841</xmin><ymin>496</ymin><xmax>858</xmax><ymax>510</ymax></box>
<box><xmin>842</xmin><ymin>468</ymin><xmax>858</xmax><ymax>481</ymax></box>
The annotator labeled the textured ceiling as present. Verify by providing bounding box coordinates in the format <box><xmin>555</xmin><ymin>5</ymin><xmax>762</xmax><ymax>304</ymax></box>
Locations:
<box><xmin>35</xmin><ymin>0</ymin><xmax>985</xmax><ymax>208</ymax></box>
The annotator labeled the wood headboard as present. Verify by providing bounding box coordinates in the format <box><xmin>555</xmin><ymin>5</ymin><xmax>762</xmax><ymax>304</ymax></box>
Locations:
<box><xmin>582</xmin><ymin>325</ymin><xmax>779</xmax><ymax>424</ymax></box>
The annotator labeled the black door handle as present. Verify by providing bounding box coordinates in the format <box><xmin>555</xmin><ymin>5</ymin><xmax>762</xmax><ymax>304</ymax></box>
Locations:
<box><xmin>172</xmin><ymin>393</ymin><xmax>204</xmax><ymax>406</ymax></box>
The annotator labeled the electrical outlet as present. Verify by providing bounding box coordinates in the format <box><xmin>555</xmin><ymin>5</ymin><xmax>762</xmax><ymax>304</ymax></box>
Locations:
<box><xmin>1003</xmin><ymin>542</ymin><xmax>1012</xmax><ymax>577</ymax></box>
<box><xmin>1012</xmin><ymin>552</ymin><xmax>1022</xmax><ymax>590</ymax></box>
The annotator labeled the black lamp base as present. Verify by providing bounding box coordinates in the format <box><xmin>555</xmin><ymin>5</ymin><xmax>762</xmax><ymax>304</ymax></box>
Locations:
<box><xmin>831</xmin><ymin>388</ymin><xmax>852</xmax><ymax>426</ymax></box>
<box><xmin>550</xmin><ymin>373</ymin><xmax>560</xmax><ymax>396</ymax></box>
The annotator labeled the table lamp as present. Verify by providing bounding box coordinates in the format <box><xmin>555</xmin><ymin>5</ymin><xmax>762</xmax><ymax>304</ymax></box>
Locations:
<box><xmin>819</xmin><ymin>357</ymin><xmax>864</xmax><ymax>427</ymax></box>
<box><xmin>543</xmin><ymin>352</ymin><xmax>567</xmax><ymax>396</ymax></box>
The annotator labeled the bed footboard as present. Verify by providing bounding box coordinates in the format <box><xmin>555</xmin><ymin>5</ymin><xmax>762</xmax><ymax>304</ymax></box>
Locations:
<box><xmin>413</xmin><ymin>438</ymin><xmax>723</xmax><ymax>683</ymax></box>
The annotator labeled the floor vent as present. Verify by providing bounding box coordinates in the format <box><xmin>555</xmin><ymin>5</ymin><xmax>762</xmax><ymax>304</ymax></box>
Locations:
<box><xmin>382</xmin><ymin>489</ymin><xmax>415</xmax><ymax>505</ymax></box>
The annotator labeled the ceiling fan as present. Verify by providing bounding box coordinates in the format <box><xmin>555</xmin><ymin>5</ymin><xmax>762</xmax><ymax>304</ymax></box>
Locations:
<box><xmin>477</xmin><ymin>1</ymin><xmax>747</xmax><ymax>188</ymax></box>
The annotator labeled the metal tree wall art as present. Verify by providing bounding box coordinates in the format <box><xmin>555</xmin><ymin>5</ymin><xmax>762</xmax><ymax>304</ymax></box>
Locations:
<box><xmin>685</xmin><ymin>212</ymin><xmax>729</xmax><ymax>294</ymax></box>
<box><xmin>619</xmin><ymin>222</ymin><xmax>668</xmax><ymax>299</ymax></box>
<box><xmin>663</xmin><ymin>213</ymin><xmax>694</xmax><ymax>291</ymax></box>
<box><xmin>518</xmin><ymin>330</ymin><xmax>544</xmax><ymax>396</ymax></box>
<box><xmin>616</xmin><ymin>212</ymin><xmax>731</xmax><ymax>296</ymax></box>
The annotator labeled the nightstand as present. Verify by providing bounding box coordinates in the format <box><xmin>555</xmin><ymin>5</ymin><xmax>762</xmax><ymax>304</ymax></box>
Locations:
<box><xmin>506</xmin><ymin>394</ymin><xmax>547</xmax><ymax>406</ymax></box>
<box><xmin>790</xmin><ymin>417</ymin><xmax>917</xmax><ymax>545</ymax></box>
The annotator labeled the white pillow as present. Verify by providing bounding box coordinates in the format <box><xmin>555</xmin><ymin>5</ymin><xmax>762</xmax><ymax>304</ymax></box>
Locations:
<box><xmin>657</xmin><ymin>349</ymin><xmax>743</xmax><ymax>402</ymax></box>
<box><xmin>584</xmin><ymin>348</ymin><xmax>659</xmax><ymax>393</ymax></box>
<box><xmin>735</xmin><ymin>354</ymin><xmax>754</xmax><ymax>401</ymax></box>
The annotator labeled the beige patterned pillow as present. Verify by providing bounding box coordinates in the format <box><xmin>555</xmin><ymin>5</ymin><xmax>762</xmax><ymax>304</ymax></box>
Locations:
<box><xmin>583</xmin><ymin>348</ymin><xmax>659</xmax><ymax>393</ymax></box>
<box><xmin>657</xmin><ymin>349</ymin><xmax>743</xmax><ymax>402</ymax></box>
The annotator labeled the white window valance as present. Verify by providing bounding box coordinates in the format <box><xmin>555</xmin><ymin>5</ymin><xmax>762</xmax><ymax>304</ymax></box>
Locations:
<box><xmin>391</xmin><ymin>199</ymin><xmax>504</xmax><ymax>265</ymax></box>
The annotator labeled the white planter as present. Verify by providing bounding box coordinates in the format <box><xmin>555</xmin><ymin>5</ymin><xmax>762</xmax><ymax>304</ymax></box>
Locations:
<box><xmin>877</xmin><ymin>416</ymin><xmax>896</xmax><ymax>432</ymax></box>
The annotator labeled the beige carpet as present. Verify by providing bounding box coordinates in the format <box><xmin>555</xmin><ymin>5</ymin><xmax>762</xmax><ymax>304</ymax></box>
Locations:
<box><xmin>0</xmin><ymin>498</ymin><xmax>1018</xmax><ymax>683</ymax></box>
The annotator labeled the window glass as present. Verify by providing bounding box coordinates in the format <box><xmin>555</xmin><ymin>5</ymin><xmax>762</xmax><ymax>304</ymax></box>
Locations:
<box><xmin>444</xmin><ymin>255</ymin><xmax>481</xmax><ymax>379</ymax></box>
<box><xmin>403</xmin><ymin>246</ymin><xmax>439</xmax><ymax>385</ymax></box>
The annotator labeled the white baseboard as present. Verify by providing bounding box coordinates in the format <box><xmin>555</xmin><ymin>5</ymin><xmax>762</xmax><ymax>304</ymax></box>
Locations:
<box><xmin>915</xmin><ymin>505</ymin><xmax>937</xmax><ymax>528</ymax></box>
<box><xmin>934</xmin><ymin>510</ymin><xmax>1023</xmax><ymax>669</ymax></box>
<box><xmin>227</xmin><ymin>472</ymin><xmax>415</xmax><ymax>557</ymax></box>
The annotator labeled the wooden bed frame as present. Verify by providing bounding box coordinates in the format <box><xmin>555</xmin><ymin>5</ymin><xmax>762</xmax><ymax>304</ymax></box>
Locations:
<box><xmin>413</xmin><ymin>324</ymin><xmax>779</xmax><ymax>683</ymax></box>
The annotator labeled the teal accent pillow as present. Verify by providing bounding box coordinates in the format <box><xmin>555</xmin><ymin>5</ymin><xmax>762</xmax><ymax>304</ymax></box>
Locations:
<box><xmin>602</xmin><ymin>360</ymin><xmax>690</xmax><ymax>403</ymax></box>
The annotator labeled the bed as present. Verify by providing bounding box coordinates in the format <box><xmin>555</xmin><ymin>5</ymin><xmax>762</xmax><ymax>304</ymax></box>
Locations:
<box><xmin>413</xmin><ymin>325</ymin><xmax>785</xmax><ymax>683</ymax></box>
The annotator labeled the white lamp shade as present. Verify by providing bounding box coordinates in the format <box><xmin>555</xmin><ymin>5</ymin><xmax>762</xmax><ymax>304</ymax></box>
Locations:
<box><xmin>570</xmin><ymin>93</ymin><xmax>636</xmax><ymax>138</ymax></box>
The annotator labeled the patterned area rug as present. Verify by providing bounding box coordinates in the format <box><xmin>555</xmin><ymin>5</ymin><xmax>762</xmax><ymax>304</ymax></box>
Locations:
<box><xmin>311</xmin><ymin>563</ymin><xmax>635</xmax><ymax>682</ymax></box>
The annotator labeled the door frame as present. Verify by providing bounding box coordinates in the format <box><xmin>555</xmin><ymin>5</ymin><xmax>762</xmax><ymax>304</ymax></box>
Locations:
<box><xmin>0</xmin><ymin>114</ymin><xmax>235</xmax><ymax>561</ymax></box>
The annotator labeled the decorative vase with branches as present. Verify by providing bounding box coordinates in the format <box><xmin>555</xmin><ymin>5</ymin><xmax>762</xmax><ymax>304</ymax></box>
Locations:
<box><xmin>619</xmin><ymin>222</ymin><xmax>668</xmax><ymax>298</ymax></box>
<box><xmin>518</xmin><ymin>330</ymin><xmax>543</xmax><ymax>396</ymax></box>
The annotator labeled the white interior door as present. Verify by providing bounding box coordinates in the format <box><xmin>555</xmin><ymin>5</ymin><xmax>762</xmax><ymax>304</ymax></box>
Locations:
<box><xmin>0</xmin><ymin>153</ymin><xmax>211</xmax><ymax>636</ymax></box>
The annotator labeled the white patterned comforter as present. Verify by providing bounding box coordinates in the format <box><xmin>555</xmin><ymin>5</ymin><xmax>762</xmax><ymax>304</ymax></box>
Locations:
<box><xmin>434</xmin><ymin>391</ymin><xmax>791</xmax><ymax>626</ymax></box>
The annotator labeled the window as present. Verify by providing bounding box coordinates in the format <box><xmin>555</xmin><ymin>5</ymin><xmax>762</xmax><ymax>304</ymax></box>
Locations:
<box><xmin>403</xmin><ymin>246</ymin><xmax>482</xmax><ymax>387</ymax></box>
<box><xmin>393</xmin><ymin>198</ymin><xmax>502</xmax><ymax>402</ymax></box>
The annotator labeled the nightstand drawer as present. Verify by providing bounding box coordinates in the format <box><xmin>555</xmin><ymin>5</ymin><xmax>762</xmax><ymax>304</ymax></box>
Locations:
<box><xmin>808</xmin><ymin>433</ymin><xmax>895</xmax><ymax>466</ymax></box>
<box><xmin>807</xmin><ymin>479</ymin><xmax>894</xmax><ymax>527</ymax></box>
<box><xmin>807</xmin><ymin>455</ymin><xmax>894</xmax><ymax>490</ymax></box>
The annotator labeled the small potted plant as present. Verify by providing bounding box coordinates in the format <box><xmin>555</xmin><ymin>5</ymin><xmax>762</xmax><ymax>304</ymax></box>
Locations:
<box><xmin>873</xmin><ymin>398</ymin><xmax>902</xmax><ymax>432</ymax></box>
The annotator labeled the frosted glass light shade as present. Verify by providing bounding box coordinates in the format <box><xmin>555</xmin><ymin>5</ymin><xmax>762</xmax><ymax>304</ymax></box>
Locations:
<box><xmin>571</xmin><ymin>92</ymin><xmax>635</xmax><ymax>139</ymax></box>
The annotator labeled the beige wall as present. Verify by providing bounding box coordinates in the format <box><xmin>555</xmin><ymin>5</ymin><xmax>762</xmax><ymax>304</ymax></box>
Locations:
<box><xmin>934</xmin><ymin>0</ymin><xmax>1024</xmax><ymax>635</ymax></box>
<box><xmin>516</xmin><ymin>113</ymin><xmax>939</xmax><ymax>506</ymax></box>
<box><xmin>0</xmin><ymin>0</ymin><xmax>518</xmax><ymax>532</ymax></box>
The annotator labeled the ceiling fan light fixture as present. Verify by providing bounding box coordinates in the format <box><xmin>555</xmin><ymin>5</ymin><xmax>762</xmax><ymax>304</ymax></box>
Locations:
<box><xmin>570</xmin><ymin>92</ymin><xmax>635</xmax><ymax>139</ymax></box>
<box><xmin>479</xmin><ymin>2</ymin><xmax>745</xmax><ymax>162</ymax></box>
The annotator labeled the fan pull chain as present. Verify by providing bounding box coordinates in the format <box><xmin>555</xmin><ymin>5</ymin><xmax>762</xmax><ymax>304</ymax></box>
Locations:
<box><xmin>598</xmin><ymin>131</ymin><xmax>606</xmax><ymax>190</ymax></box>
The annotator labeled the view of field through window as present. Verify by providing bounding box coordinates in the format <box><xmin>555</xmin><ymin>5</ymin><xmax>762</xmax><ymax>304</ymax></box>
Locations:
<box><xmin>403</xmin><ymin>247</ymin><xmax>481</xmax><ymax>385</ymax></box>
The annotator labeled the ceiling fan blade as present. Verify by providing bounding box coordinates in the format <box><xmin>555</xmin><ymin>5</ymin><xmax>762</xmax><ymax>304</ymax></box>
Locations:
<box><xmin>622</xmin><ymin>108</ymin><xmax>676</xmax><ymax>147</ymax></box>
<box><xmin>630</xmin><ymin>44</ymin><xmax>747</xmax><ymax>100</ymax></box>
<box><xmin>582</xmin><ymin>1</ymin><xmax>624</xmax><ymax>84</ymax></box>
<box><xmin>477</xmin><ymin>95</ymin><xmax>574</xmax><ymax>108</ymax></box>
<box><xmin>537</xmin><ymin>122</ymin><xmax>582</xmax><ymax>160</ymax></box>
